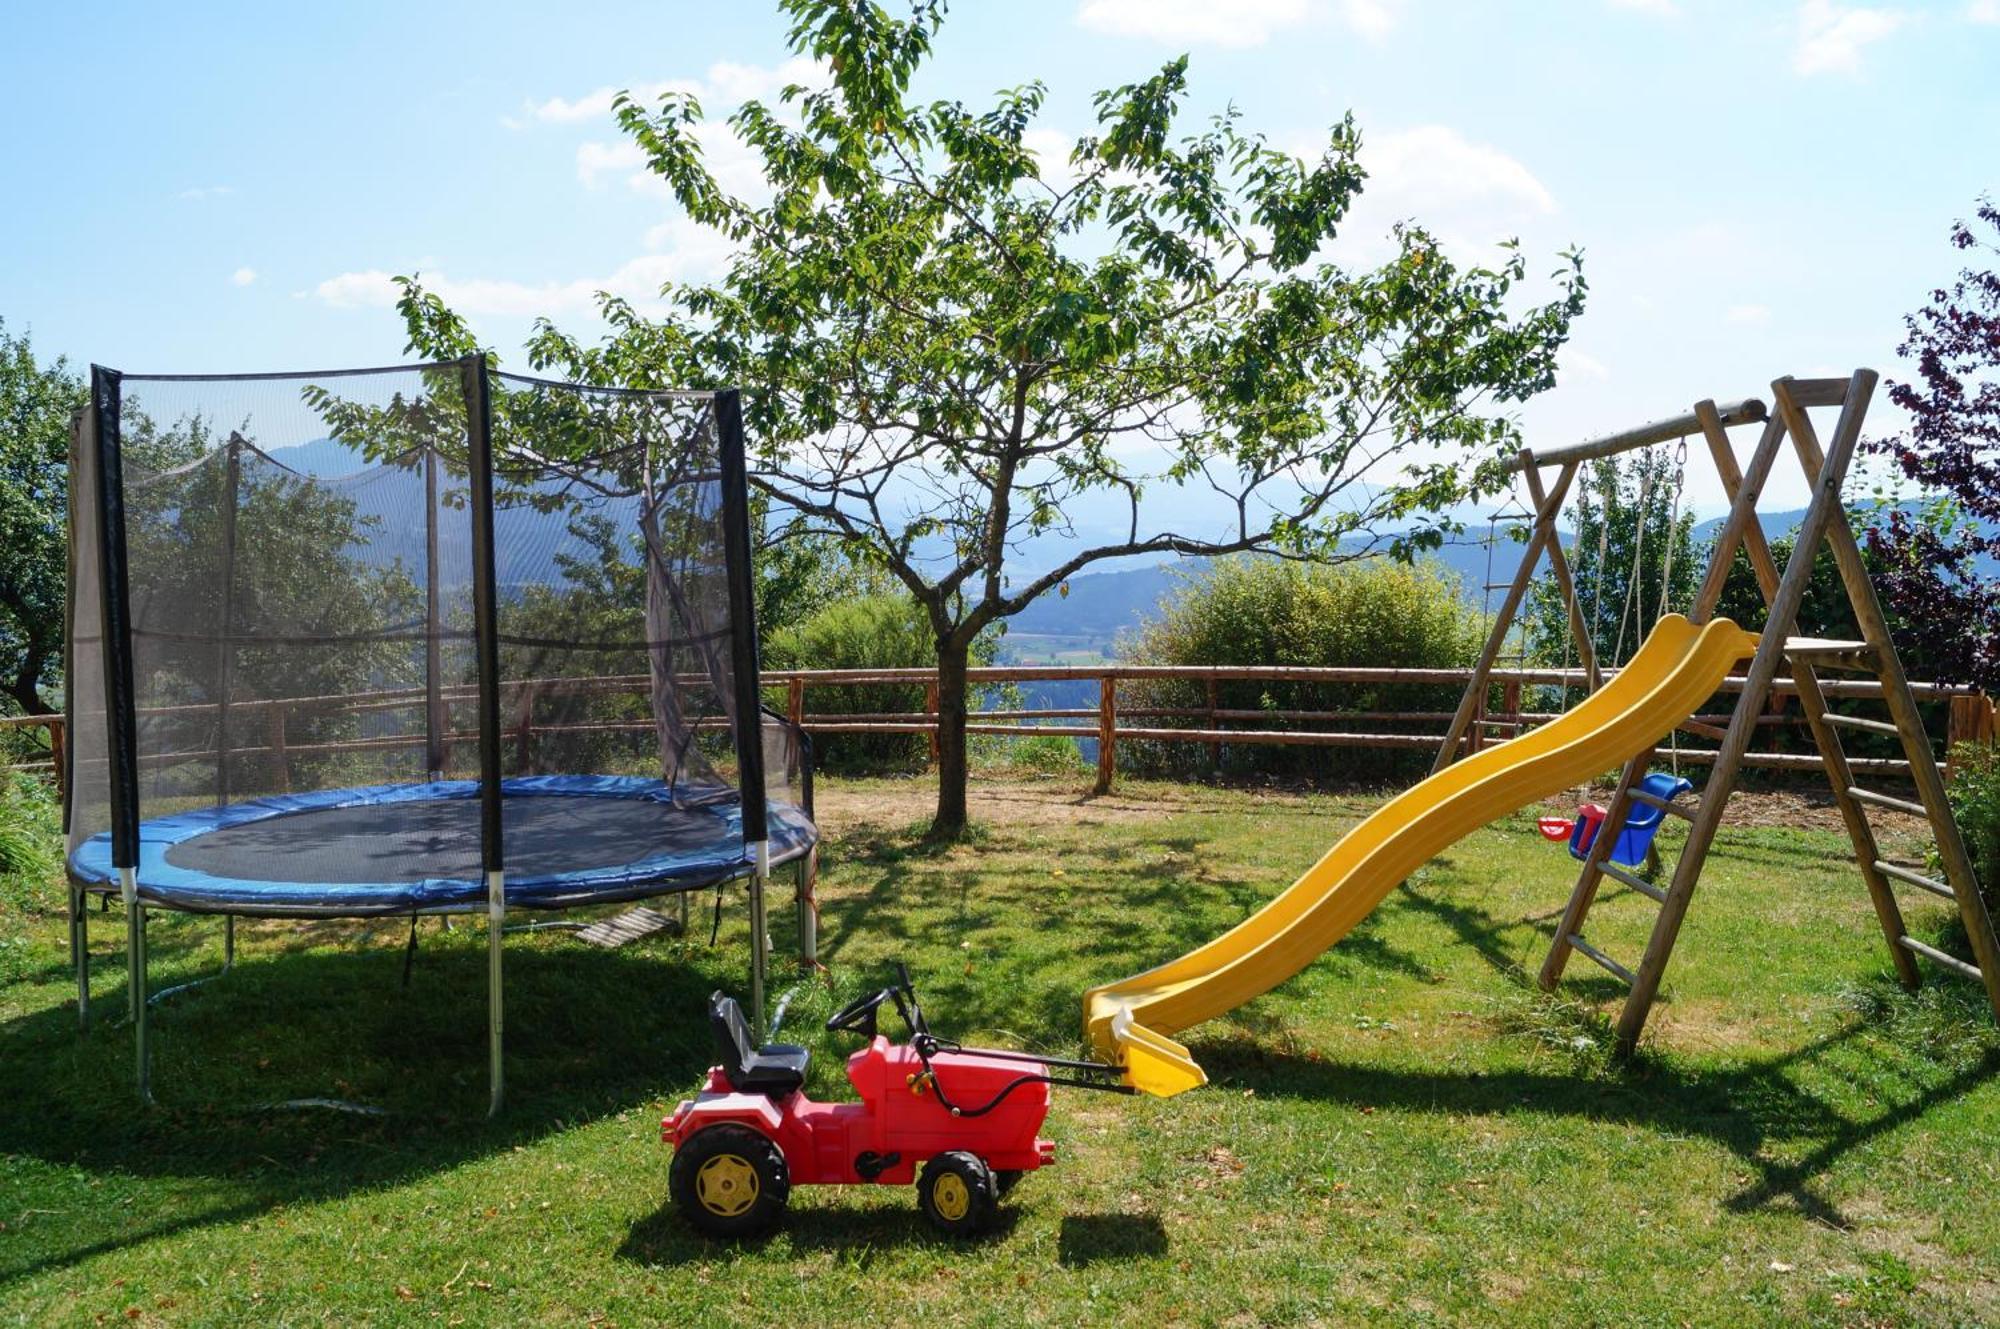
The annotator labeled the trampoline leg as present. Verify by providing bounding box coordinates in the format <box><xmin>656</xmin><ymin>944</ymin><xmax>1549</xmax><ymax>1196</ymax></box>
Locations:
<box><xmin>121</xmin><ymin>868</ymin><xmax>151</xmax><ymax>1105</ymax></box>
<box><xmin>749</xmin><ymin>842</ymin><xmax>770</xmax><ymax>1039</ymax></box>
<box><xmin>72</xmin><ymin>881</ymin><xmax>90</xmax><ymax>1031</ymax></box>
<box><xmin>487</xmin><ymin>870</ymin><xmax>504</xmax><ymax>1118</ymax></box>
<box><xmin>796</xmin><ymin>853</ymin><xmax>817</xmax><ymax>967</ymax></box>
<box><xmin>225</xmin><ymin>915</ymin><xmax>236</xmax><ymax>968</ymax></box>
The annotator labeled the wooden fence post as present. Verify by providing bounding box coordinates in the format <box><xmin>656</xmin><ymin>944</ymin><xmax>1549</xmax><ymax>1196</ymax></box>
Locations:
<box><xmin>787</xmin><ymin>677</ymin><xmax>805</xmax><ymax>728</ymax></box>
<box><xmin>1501</xmin><ymin>679</ymin><xmax>1521</xmax><ymax>738</ymax></box>
<box><xmin>1095</xmin><ymin>676</ymin><xmax>1117</xmax><ymax>794</ymax></box>
<box><xmin>1947</xmin><ymin>692</ymin><xmax>1996</xmax><ymax>778</ymax></box>
<box><xmin>47</xmin><ymin>715</ymin><xmax>65</xmax><ymax>800</ymax></box>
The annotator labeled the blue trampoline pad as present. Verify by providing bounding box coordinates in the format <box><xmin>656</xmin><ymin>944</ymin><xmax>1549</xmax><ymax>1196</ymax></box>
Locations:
<box><xmin>68</xmin><ymin>776</ymin><xmax>816</xmax><ymax>917</ymax></box>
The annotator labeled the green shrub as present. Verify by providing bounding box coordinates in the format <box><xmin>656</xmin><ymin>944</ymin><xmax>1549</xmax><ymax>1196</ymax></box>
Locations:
<box><xmin>1944</xmin><ymin>742</ymin><xmax>2000</xmax><ymax>913</ymax></box>
<box><xmin>764</xmin><ymin>594</ymin><xmax>1000</xmax><ymax>774</ymax></box>
<box><xmin>1121</xmin><ymin>556</ymin><xmax>1481</xmax><ymax>783</ymax></box>
<box><xmin>980</xmin><ymin>733</ymin><xmax>1087</xmax><ymax>775</ymax></box>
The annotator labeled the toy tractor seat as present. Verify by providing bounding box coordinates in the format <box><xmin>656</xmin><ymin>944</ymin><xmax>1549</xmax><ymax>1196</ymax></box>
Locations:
<box><xmin>708</xmin><ymin>991</ymin><xmax>811</xmax><ymax>1097</ymax></box>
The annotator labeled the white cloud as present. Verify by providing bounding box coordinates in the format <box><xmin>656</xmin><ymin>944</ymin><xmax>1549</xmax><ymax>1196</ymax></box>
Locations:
<box><xmin>1725</xmin><ymin>303</ymin><xmax>1771</xmax><ymax>325</ymax></box>
<box><xmin>1334</xmin><ymin>0</ymin><xmax>1407</xmax><ymax>40</ymax></box>
<box><xmin>1609</xmin><ymin>0</ymin><xmax>1680</xmax><ymax>14</ymax></box>
<box><xmin>178</xmin><ymin>185</ymin><xmax>235</xmax><ymax>201</ymax></box>
<box><xmin>1366</xmin><ymin>126</ymin><xmax>1557</xmax><ymax>218</ymax></box>
<box><xmin>1968</xmin><ymin>0</ymin><xmax>2000</xmax><ymax>22</ymax></box>
<box><xmin>1793</xmin><ymin>0</ymin><xmax>1905</xmax><ymax>76</ymax></box>
<box><xmin>231</xmin><ymin>267</ymin><xmax>258</xmax><ymax>287</ymax></box>
<box><xmin>313</xmin><ymin>223</ymin><xmax>736</xmax><ymax>322</ymax></box>
<box><xmin>576</xmin><ymin>139</ymin><xmax>648</xmax><ymax>187</ymax></box>
<box><xmin>315</xmin><ymin>270</ymin><xmax>403</xmax><ymax>309</ymax></box>
<box><xmin>577</xmin><ymin>117</ymin><xmax>771</xmax><ymax>205</ymax></box>
<box><xmin>512</xmin><ymin>55</ymin><xmax>822</xmax><ymax>127</ymax></box>
<box><xmin>1560</xmin><ymin>347</ymin><xmax>1612</xmax><ymax>381</ymax></box>
<box><xmin>1303</xmin><ymin>124</ymin><xmax>1556</xmax><ymax>268</ymax></box>
<box><xmin>1075</xmin><ymin>0</ymin><xmax>1311</xmax><ymax>48</ymax></box>
<box><xmin>1022</xmin><ymin>128</ymin><xmax>1079</xmax><ymax>186</ymax></box>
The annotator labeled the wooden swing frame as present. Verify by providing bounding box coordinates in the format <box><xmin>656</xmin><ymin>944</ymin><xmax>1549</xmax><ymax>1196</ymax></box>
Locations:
<box><xmin>1436</xmin><ymin>371</ymin><xmax>2000</xmax><ymax>1051</ymax></box>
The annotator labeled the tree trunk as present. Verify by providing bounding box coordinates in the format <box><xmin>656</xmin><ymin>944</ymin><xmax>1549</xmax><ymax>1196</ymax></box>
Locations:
<box><xmin>6</xmin><ymin>652</ymin><xmax>50</xmax><ymax>719</ymax></box>
<box><xmin>929</xmin><ymin>633</ymin><xmax>972</xmax><ymax>838</ymax></box>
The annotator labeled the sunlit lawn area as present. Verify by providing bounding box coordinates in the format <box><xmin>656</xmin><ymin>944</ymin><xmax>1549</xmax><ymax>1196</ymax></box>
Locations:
<box><xmin>2</xmin><ymin>771</ymin><xmax>1996</xmax><ymax>1326</ymax></box>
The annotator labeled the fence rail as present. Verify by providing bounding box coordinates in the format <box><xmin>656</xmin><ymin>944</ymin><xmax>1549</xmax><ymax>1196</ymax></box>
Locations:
<box><xmin>8</xmin><ymin>662</ymin><xmax>1993</xmax><ymax>798</ymax></box>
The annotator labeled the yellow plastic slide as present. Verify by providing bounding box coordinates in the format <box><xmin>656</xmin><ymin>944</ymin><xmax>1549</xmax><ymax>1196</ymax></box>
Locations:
<box><xmin>1086</xmin><ymin>614</ymin><xmax>1763</xmax><ymax>1097</ymax></box>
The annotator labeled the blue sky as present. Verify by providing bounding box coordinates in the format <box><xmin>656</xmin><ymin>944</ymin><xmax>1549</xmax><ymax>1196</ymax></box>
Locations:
<box><xmin>5</xmin><ymin>0</ymin><xmax>1997</xmax><ymax>520</ymax></box>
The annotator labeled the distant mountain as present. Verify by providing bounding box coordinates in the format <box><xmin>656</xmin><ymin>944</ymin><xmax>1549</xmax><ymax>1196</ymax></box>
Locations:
<box><xmin>988</xmin><ymin>505</ymin><xmax>1978</xmax><ymax>664</ymax></box>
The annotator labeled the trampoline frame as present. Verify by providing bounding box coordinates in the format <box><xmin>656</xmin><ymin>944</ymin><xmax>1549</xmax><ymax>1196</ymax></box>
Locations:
<box><xmin>68</xmin><ymin>356</ymin><xmax>814</xmax><ymax>1115</ymax></box>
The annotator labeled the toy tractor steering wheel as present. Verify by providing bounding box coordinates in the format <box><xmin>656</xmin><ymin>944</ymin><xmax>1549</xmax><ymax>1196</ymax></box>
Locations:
<box><xmin>825</xmin><ymin>963</ymin><xmax>933</xmax><ymax>1040</ymax></box>
<box><xmin>824</xmin><ymin>985</ymin><xmax>898</xmax><ymax>1038</ymax></box>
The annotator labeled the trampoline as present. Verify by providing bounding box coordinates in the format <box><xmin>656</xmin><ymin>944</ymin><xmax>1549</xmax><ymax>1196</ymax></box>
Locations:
<box><xmin>68</xmin><ymin>777</ymin><xmax>818</xmax><ymax>916</ymax></box>
<box><xmin>64</xmin><ymin>357</ymin><xmax>817</xmax><ymax>1112</ymax></box>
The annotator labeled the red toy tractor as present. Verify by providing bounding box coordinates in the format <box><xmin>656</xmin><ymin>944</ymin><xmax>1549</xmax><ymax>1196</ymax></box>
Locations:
<box><xmin>665</xmin><ymin>964</ymin><xmax>1129</xmax><ymax>1238</ymax></box>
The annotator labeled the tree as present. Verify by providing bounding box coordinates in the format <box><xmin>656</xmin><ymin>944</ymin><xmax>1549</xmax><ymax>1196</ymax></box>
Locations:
<box><xmin>1526</xmin><ymin>448</ymin><xmax>1697</xmax><ymax>673</ymax></box>
<box><xmin>397</xmin><ymin>0</ymin><xmax>1585</xmax><ymax>835</ymax></box>
<box><xmin>111</xmin><ymin>405</ymin><xmax>423</xmax><ymax>791</ymax></box>
<box><xmin>1861</xmin><ymin>197</ymin><xmax>2000</xmax><ymax>694</ymax></box>
<box><xmin>0</xmin><ymin>320</ymin><xmax>85</xmax><ymax>718</ymax></box>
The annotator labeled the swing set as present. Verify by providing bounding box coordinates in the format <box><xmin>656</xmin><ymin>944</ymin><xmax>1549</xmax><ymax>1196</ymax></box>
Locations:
<box><xmin>1438</xmin><ymin>370</ymin><xmax>2000</xmax><ymax>1052</ymax></box>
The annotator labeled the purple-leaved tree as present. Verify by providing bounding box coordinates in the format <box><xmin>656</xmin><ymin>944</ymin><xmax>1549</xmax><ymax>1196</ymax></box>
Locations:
<box><xmin>1864</xmin><ymin>198</ymin><xmax>2000</xmax><ymax>694</ymax></box>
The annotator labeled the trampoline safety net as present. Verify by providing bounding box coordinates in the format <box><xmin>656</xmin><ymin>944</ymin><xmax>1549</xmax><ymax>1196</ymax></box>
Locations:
<box><xmin>66</xmin><ymin>358</ymin><xmax>813</xmax><ymax>917</ymax></box>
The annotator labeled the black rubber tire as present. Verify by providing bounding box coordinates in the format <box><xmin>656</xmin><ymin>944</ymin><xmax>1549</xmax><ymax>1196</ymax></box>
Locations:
<box><xmin>917</xmin><ymin>1151</ymin><xmax>997</xmax><ymax>1237</ymax></box>
<box><xmin>995</xmin><ymin>1169</ymin><xmax>1024</xmax><ymax>1198</ymax></box>
<box><xmin>670</xmin><ymin>1124</ymin><xmax>790</xmax><ymax>1240</ymax></box>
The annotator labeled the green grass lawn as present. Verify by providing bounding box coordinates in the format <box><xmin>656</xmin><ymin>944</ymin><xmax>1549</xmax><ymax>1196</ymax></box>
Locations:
<box><xmin>2</xmin><ymin>772</ymin><xmax>1997</xmax><ymax>1326</ymax></box>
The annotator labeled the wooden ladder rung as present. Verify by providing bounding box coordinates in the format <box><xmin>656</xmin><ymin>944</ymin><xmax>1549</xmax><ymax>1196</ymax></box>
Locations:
<box><xmin>1821</xmin><ymin>712</ymin><xmax>1900</xmax><ymax>737</ymax></box>
<box><xmin>1626</xmin><ymin>789</ymin><xmax>1694</xmax><ymax>820</ymax></box>
<box><xmin>1567</xmin><ymin>933</ymin><xmax>1636</xmax><ymax>985</ymax></box>
<box><xmin>1873</xmin><ymin>859</ymin><xmax>1956</xmax><ymax>901</ymax></box>
<box><xmin>1599</xmin><ymin>860</ymin><xmax>1668</xmax><ymax>903</ymax></box>
<box><xmin>1898</xmin><ymin>935</ymin><xmax>1986</xmax><ymax>983</ymax></box>
<box><xmin>1678</xmin><ymin>719</ymin><xmax>1729</xmax><ymax>741</ymax></box>
<box><xmin>1848</xmin><ymin>786</ymin><xmax>1930</xmax><ymax>819</ymax></box>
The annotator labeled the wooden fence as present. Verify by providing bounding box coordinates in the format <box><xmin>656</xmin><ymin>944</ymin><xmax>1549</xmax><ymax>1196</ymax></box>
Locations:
<box><xmin>7</xmin><ymin>663</ymin><xmax>1993</xmax><ymax>799</ymax></box>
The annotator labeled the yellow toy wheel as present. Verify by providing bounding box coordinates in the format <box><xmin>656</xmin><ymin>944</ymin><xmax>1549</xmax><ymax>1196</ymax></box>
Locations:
<box><xmin>694</xmin><ymin>1152</ymin><xmax>760</xmax><ymax>1218</ymax></box>
<box><xmin>918</xmin><ymin>1151</ymin><xmax>996</xmax><ymax>1237</ymax></box>
<box><xmin>670</xmin><ymin>1124</ymin><xmax>789</xmax><ymax>1239</ymax></box>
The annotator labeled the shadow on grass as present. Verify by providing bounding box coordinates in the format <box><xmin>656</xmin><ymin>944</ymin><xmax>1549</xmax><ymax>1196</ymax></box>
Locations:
<box><xmin>1352</xmin><ymin>875</ymin><xmax>2000</xmax><ymax>1228</ymax></box>
<box><xmin>0</xmin><ymin>932</ymin><xmax>737</xmax><ymax>1286</ymax></box>
<box><xmin>616</xmin><ymin>1193</ymin><xmax>1023</xmax><ymax>1266</ymax></box>
<box><xmin>1057</xmin><ymin>1212</ymin><xmax>1170</xmax><ymax>1266</ymax></box>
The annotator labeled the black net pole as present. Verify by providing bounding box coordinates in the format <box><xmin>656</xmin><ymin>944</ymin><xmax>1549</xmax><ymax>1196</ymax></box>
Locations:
<box><xmin>90</xmin><ymin>368</ymin><xmax>139</xmax><ymax>871</ymax></box>
<box><xmin>91</xmin><ymin>365</ymin><xmax>148</xmax><ymax>1100</ymax></box>
<box><xmin>423</xmin><ymin>444</ymin><xmax>445</xmax><ymax>779</ymax></box>
<box><xmin>62</xmin><ymin>410</ymin><xmax>80</xmax><ymax>837</ymax></box>
<box><xmin>715</xmin><ymin>389</ymin><xmax>768</xmax><ymax>843</ymax></box>
<box><xmin>216</xmin><ymin>434</ymin><xmax>242</xmax><ymax>805</ymax></box>
<box><xmin>462</xmin><ymin>355</ymin><xmax>505</xmax><ymax>1116</ymax></box>
<box><xmin>716</xmin><ymin>388</ymin><xmax>770</xmax><ymax>1034</ymax></box>
<box><xmin>464</xmin><ymin>358</ymin><xmax>503</xmax><ymax>868</ymax></box>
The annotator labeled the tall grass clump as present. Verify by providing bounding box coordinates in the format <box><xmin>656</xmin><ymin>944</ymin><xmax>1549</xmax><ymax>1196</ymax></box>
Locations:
<box><xmin>0</xmin><ymin>771</ymin><xmax>59</xmax><ymax>916</ymax></box>
<box><xmin>1121</xmin><ymin>556</ymin><xmax>1481</xmax><ymax>784</ymax></box>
